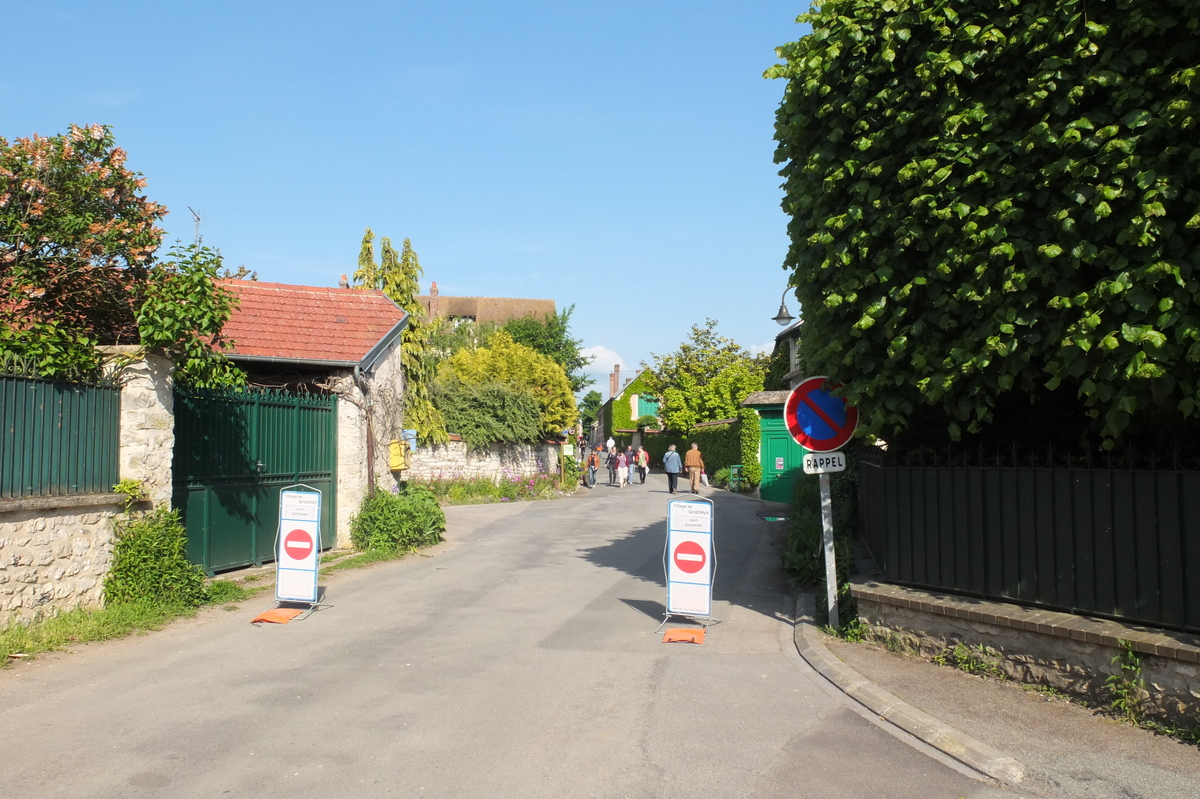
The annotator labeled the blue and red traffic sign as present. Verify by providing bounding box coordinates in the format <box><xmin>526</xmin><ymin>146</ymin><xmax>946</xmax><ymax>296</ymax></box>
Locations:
<box><xmin>784</xmin><ymin>376</ymin><xmax>859</xmax><ymax>453</ymax></box>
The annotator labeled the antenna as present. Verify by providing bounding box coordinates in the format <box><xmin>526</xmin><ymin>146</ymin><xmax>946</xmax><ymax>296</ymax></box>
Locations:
<box><xmin>187</xmin><ymin>206</ymin><xmax>202</xmax><ymax>245</ymax></box>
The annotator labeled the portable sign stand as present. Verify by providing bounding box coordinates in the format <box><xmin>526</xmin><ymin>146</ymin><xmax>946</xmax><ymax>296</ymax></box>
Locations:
<box><xmin>270</xmin><ymin>484</ymin><xmax>329</xmax><ymax>620</ymax></box>
<box><xmin>785</xmin><ymin>377</ymin><xmax>858</xmax><ymax>630</ymax></box>
<box><xmin>658</xmin><ymin>496</ymin><xmax>719</xmax><ymax>633</ymax></box>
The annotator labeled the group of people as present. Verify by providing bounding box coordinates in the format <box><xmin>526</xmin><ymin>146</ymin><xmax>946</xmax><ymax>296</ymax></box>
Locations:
<box><xmin>585</xmin><ymin>443</ymin><xmax>649</xmax><ymax>488</ymax></box>
<box><xmin>583</xmin><ymin>439</ymin><xmax>706</xmax><ymax>495</ymax></box>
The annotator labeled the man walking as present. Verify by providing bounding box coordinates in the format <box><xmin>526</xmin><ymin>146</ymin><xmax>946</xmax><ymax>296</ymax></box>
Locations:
<box><xmin>684</xmin><ymin>442</ymin><xmax>705</xmax><ymax>494</ymax></box>
<box><xmin>586</xmin><ymin>446</ymin><xmax>602</xmax><ymax>488</ymax></box>
<box><xmin>662</xmin><ymin>444</ymin><xmax>683</xmax><ymax>495</ymax></box>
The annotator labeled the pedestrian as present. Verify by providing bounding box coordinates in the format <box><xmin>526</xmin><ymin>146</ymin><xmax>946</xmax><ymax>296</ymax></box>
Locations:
<box><xmin>616</xmin><ymin>448</ymin><xmax>629</xmax><ymax>488</ymax></box>
<box><xmin>606</xmin><ymin>447</ymin><xmax>618</xmax><ymax>486</ymax></box>
<box><xmin>586</xmin><ymin>446</ymin><xmax>602</xmax><ymax>488</ymax></box>
<box><xmin>624</xmin><ymin>445</ymin><xmax>635</xmax><ymax>484</ymax></box>
<box><xmin>685</xmin><ymin>442</ymin><xmax>705</xmax><ymax>494</ymax></box>
<box><xmin>662</xmin><ymin>444</ymin><xmax>683</xmax><ymax>494</ymax></box>
<box><xmin>605</xmin><ymin>436</ymin><xmax>615</xmax><ymax>451</ymax></box>
<box><xmin>635</xmin><ymin>446</ymin><xmax>648</xmax><ymax>484</ymax></box>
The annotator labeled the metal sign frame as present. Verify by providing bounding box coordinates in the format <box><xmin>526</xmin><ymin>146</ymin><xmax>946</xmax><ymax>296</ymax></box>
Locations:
<box><xmin>275</xmin><ymin>484</ymin><xmax>322</xmax><ymax>604</ymax></box>
<box><xmin>660</xmin><ymin>496</ymin><xmax>719</xmax><ymax>629</ymax></box>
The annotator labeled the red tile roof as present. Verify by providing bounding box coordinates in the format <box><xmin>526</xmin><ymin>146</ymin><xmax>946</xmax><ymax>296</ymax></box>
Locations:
<box><xmin>218</xmin><ymin>280</ymin><xmax>407</xmax><ymax>366</ymax></box>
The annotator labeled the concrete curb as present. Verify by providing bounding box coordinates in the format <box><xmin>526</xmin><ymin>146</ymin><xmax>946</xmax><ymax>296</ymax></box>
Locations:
<box><xmin>793</xmin><ymin>593</ymin><xmax>1026</xmax><ymax>787</ymax></box>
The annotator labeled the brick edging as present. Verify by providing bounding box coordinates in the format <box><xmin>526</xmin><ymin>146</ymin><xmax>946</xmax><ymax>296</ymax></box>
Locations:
<box><xmin>850</xmin><ymin>579</ymin><xmax>1200</xmax><ymax>665</ymax></box>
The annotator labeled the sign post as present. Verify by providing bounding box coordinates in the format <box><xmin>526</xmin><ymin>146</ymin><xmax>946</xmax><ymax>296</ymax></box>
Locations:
<box><xmin>661</xmin><ymin>496</ymin><xmax>717</xmax><ymax>628</ymax></box>
<box><xmin>276</xmin><ymin>486</ymin><xmax>322</xmax><ymax>605</ymax></box>
<box><xmin>785</xmin><ymin>377</ymin><xmax>858</xmax><ymax>629</ymax></box>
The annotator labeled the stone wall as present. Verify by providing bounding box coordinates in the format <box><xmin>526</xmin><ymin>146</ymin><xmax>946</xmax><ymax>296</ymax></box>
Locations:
<box><xmin>406</xmin><ymin>440</ymin><xmax>564</xmax><ymax>483</ymax></box>
<box><xmin>852</xmin><ymin>580</ymin><xmax>1200</xmax><ymax>727</ymax></box>
<box><xmin>0</xmin><ymin>351</ymin><xmax>174</xmax><ymax>629</ymax></box>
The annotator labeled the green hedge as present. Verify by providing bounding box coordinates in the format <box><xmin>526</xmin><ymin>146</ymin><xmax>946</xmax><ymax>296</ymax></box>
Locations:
<box><xmin>350</xmin><ymin>485</ymin><xmax>445</xmax><ymax>553</ymax></box>
<box><xmin>643</xmin><ymin>421</ymin><xmax>740</xmax><ymax>476</ymax></box>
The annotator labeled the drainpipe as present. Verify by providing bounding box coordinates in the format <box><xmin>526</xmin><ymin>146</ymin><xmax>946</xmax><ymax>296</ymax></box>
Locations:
<box><xmin>354</xmin><ymin>364</ymin><xmax>375</xmax><ymax>498</ymax></box>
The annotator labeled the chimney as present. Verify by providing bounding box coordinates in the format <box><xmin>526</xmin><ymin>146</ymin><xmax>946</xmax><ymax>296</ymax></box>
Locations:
<box><xmin>430</xmin><ymin>281</ymin><xmax>439</xmax><ymax>318</ymax></box>
<box><xmin>610</xmin><ymin>364</ymin><xmax>621</xmax><ymax>398</ymax></box>
<box><xmin>338</xmin><ymin>273</ymin><xmax>349</xmax><ymax>289</ymax></box>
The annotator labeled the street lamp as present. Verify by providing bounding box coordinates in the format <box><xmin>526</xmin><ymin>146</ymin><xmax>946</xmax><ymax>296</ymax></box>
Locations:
<box><xmin>772</xmin><ymin>288</ymin><xmax>795</xmax><ymax>327</ymax></box>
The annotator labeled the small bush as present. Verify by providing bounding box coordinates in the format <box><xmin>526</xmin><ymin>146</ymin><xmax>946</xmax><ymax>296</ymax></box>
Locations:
<box><xmin>350</xmin><ymin>485</ymin><xmax>446</xmax><ymax>553</ymax></box>
<box><xmin>104</xmin><ymin>507</ymin><xmax>208</xmax><ymax>608</ymax></box>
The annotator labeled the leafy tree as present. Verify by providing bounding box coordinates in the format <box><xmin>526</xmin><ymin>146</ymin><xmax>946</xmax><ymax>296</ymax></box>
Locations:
<box><xmin>0</xmin><ymin>124</ymin><xmax>242</xmax><ymax>386</ymax></box>
<box><xmin>431</xmin><ymin>380</ymin><xmax>541</xmax><ymax>449</ymax></box>
<box><xmin>354</xmin><ymin>229</ymin><xmax>447</xmax><ymax>444</ymax></box>
<box><xmin>427</xmin><ymin>315</ymin><xmax>502</xmax><ymax>372</ymax></box>
<box><xmin>503</xmin><ymin>305</ymin><xmax>594</xmax><ymax>393</ymax></box>
<box><xmin>578</xmin><ymin>389</ymin><xmax>603</xmax><ymax>430</ymax></box>
<box><xmin>643</xmin><ymin>319</ymin><xmax>767</xmax><ymax>431</ymax></box>
<box><xmin>768</xmin><ymin>0</ymin><xmax>1200</xmax><ymax>450</ymax></box>
<box><xmin>437</xmin><ymin>331</ymin><xmax>577</xmax><ymax>436</ymax></box>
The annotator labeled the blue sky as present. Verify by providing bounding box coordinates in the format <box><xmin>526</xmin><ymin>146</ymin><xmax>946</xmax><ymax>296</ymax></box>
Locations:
<box><xmin>3</xmin><ymin>2</ymin><xmax>810</xmax><ymax>396</ymax></box>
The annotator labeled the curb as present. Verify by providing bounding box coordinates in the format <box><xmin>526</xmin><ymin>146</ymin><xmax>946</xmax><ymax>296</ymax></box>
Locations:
<box><xmin>793</xmin><ymin>593</ymin><xmax>1026</xmax><ymax>787</ymax></box>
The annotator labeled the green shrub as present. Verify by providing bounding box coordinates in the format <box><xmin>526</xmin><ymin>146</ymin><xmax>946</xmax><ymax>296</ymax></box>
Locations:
<box><xmin>738</xmin><ymin>407</ymin><xmax>763</xmax><ymax>486</ymax></box>
<box><xmin>350</xmin><ymin>485</ymin><xmax>446</xmax><ymax>553</ymax></box>
<box><xmin>104</xmin><ymin>507</ymin><xmax>208</xmax><ymax>608</ymax></box>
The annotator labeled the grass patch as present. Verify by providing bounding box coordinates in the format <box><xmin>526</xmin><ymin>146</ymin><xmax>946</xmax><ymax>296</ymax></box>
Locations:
<box><xmin>320</xmin><ymin>548</ymin><xmax>412</xmax><ymax>575</ymax></box>
<box><xmin>205</xmin><ymin>579</ymin><xmax>258</xmax><ymax>604</ymax></box>
<box><xmin>1</xmin><ymin>600</ymin><xmax>195</xmax><ymax>665</ymax></box>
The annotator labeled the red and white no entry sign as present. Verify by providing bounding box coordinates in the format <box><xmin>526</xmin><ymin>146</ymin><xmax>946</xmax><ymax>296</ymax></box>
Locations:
<box><xmin>283</xmin><ymin>528</ymin><xmax>314</xmax><ymax>562</ymax></box>
<box><xmin>673</xmin><ymin>540</ymin><xmax>706</xmax><ymax>574</ymax></box>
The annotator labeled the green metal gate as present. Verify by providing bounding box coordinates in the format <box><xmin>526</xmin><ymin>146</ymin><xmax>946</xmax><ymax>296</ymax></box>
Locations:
<box><xmin>172</xmin><ymin>387</ymin><xmax>337</xmax><ymax>574</ymax></box>
<box><xmin>757</xmin><ymin>407</ymin><xmax>806</xmax><ymax>503</ymax></box>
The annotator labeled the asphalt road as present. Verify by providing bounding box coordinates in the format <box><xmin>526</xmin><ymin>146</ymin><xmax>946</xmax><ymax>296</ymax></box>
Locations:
<box><xmin>0</xmin><ymin>476</ymin><xmax>1021</xmax><ymax>798</ymax></box>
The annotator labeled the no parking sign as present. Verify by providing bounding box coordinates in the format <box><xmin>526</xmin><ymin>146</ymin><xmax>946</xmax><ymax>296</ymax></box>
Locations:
<box><xmin>276</xmin><ymin>487</ymin><xmax>321</xmax><ymax>603</ymax></box>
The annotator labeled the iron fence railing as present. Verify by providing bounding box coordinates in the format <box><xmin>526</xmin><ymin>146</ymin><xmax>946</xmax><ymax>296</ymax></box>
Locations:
<box><xmin>858</xmin><ymin>445</ymin><xmax>1200</xmax><ymax>633</ymax></box>
<box><xmin>0</xmin><ymin>375</ymin><xmax>120</xmax><ymax>499</ymax></box>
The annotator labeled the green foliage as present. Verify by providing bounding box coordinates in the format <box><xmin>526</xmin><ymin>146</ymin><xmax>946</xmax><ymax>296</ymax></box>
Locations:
<box><xmin>355</xmin><ymin>230</ymin><xmax>447</xmax><ymax>445</ymax></box>
<box><xmin>0</xmin><ymin>601</ymin><xmax>192</xmax><ymax>665</ymax></box>
<box><xmin>349</xmin><ymin>485</ymin><xmax>445</xmax><ymax>553</ymax></box>
<box><xmin>0</xmin><ymin>125</ymin><xmax>244</xmax><ymax>386</ymax></box>
<box><xmin>432</xmin><ymin>380</ymin><xmax>541</xmax><ymax>449</ymax></box>
<box><xmin>578</xmin><ymin>389</ymin><xmax>603</xmax><ymax>430</ymax></box>
<box><xmin>763</xmin><ymin>342</ymin><xmax>791</xmax><ymax>392</ymax></box>
<box><xmin>934</xmin><ymin>642</ymin><xmax>1007</xmax><ymax>680</ymax></box>
<box><xmin>411</xmin><ymin>462</ymin><xmax>570</xmax><ymax>505</ymax></box>
<box><xmin>782</xmin><ymin>470</ymin><xmax>855</xmax><ymax>596</ymax></box>
<box><xmin>562</xmin><ymin>454</ymin><xmax>582</xmax><ymax>489</ymax></box>
<box><xmin>738</xmin><ymin>407</ymin><xmax>763</xmax><ymax>486</ymax></box>
<box><xmin>204</xmin><ymin>579</ymin><xmax>255</xmax><ymax>604</ymax></box>
<box><xmin>634</xmin><ymin>414</ymin><xmax>659</xmax><ymax>430</ymax></box>
<box><xmin>609</xmin><ymin>370</ymin><xmax>658</xmax><ymax>432</ymax></box>
<box><xmin>1106</xmin><ymin>639</ymin><xmax>1147</xmax><ymax>721</ymax></box>
<box><xmin>104</xmin><ymin>507</ymin><xmax>208</xmax><ymax>608</ymax></box>
<box><xmin>769</xmin><ymin>0</ymin><xmax>1200</xmax><ymax>451</ymax></box>
<box><xmin>503</xmin><ymin>305</ymin><xmax>594</xmax><ymax>393</ymax></box>
<box><xmin>437</xmin><ymin>330</ymin><xmax>577</xmax><ymax>436</ymax></box>
<box><xmin>136</xmin><ymin>243</ymin><xmax>245</xmax><ymax>388</ymax></box>
<box><xmin>111</xmin><ymin>478</ymin><xmax>144</xmax><ymax>513</ymax></box>
<box><xmin>427</xmin><ymin>316</ymin><xmax>502</xmax><ymax>372</ymax></box>
<box><xmin>642</xmin><ymin>421</ymin><xmax>740</xmax><ymax>474</ymax></box>
<box><xmin>644</xmin><ymin>319</ymin><xmax>767</xmax><ymax>431</ymax></box>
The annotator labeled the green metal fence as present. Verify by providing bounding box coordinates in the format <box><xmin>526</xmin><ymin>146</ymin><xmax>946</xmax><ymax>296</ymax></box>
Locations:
<box><xmin>859</xmin><ymin>446</ymin><xmax>1200</xmax><ymax>634</ymax></box>
<box><xmin>0</xmin><ymin>376</ymin><xmax>120</xmax><ymax>499</ymax></box>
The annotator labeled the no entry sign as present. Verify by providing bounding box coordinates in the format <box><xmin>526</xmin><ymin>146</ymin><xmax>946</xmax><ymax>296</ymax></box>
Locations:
<box><xmin>665</xmin><ymin>497</ymin><xmax>714</xmax><ymax>618</ymax></box>
<box><xmin>276</xmin><ymin>488</ymin><xmax>321</xmax><ymax>603</ymax></box>
<box><xmin>672</xmin><ymin>540</ymin><xmax>706</xmax><ymax>574</ymax></box>
<box><xmin>784</xmin><ymin>376</ymin><xmax>859</xmax><ymax>453</ymax></box>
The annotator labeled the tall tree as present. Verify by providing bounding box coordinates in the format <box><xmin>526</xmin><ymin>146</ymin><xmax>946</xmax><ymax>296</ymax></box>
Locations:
<box><xmin>0</xmin><ymin>124</ymin><xmax>241</xmax><ymax>386</ymax></box>
<box><xmin>578</xmin><ymin>389</ymin><xmax>603</xmax><ymax>430</ymax></box>
<box><xmin>769</xmin><ymin>0</ymin><xmax>1200</xmax><ymax>450</ymax></box>
<box><xmin>437</xmin><ymin>331</ymin><xmax>577</xmax><ymax>436</ymax></box>
<box><xmin>643</xmin><ymin>319</ymin><xmax>767</xmax><ymax>431</ymax></box>
<box><xmin>353</xmin><ymin>230</ymin><xmax>447</xmax><ymax>444</ymax></box>
<box><xmin>503</xmin><ymin>305</ymin><xmax>594</xmax><ymax>393</ymax></box>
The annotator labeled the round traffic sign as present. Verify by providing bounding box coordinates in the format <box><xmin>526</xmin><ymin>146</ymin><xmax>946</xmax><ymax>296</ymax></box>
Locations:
<box><xmin>784</xmin><ymin>376</ymin><xmax>859</xmax><ymax>453</ymax></box>
<box><xmin>283</xmin><ymin>528</ymin><xmax>314</xmax><ymax>561</ymax></box>
<box><xmin>673</xmin><ymin>540</ymin><xmax>706</xmax><ymax>574</ymax></box>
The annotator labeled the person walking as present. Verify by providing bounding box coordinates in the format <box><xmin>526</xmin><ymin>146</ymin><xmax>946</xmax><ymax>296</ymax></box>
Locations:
<box><xmin>586</xmin><ymin>446</ymin><xmax>602</xmax><ymax>488</ymax></box>
<box><xmin>684</xmin><ymin>442</ymin><xmax>705</xmax><ymax>494</ymax></box>
<box><xmin>616</xmin><ymin>448</ymin><xmax>630</xmax><ymax>488</ymax></box>
<box><xmin>635</xmin><ymin>446</ymin><xmax>648</xmax><ymax>484</ymax></box>
<box><xmin>624</xmin><ymin>446</ymin><xmax>636</xmax><ymax>485</ymax></box>
<box><xmin>606</xmin><ymin>447</ymin><xmax>618</xmax><ymax>486</ymax></box>
<box><xmin>662</xmin><ymin>444</ymin><xmax>683</xmax><ymax>494</ymax></box>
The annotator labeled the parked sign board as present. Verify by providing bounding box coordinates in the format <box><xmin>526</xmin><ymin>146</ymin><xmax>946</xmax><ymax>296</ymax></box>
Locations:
<box><xmin>276</xmin><ymin>488</ymin><xmax>321</xmax><ymax>603</ymax></box>
<box><xmin>665</xmin><ymin>497</ymin><xmax>715</xmax><ymax>617</ymax></box>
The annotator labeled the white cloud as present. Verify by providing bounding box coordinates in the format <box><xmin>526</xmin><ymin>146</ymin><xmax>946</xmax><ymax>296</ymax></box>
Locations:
<box><xmin>580</xmin><ymin>345</ymin><xmax>625</xmax><ymax>397</ymax></box>
<box><xmin>748</xmin><ymin>340</ymin><xmax>777</xmax><ymax>356</ymax></box>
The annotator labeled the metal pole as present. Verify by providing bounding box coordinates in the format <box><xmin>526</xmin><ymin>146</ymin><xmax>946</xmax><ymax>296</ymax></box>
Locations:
<box><xmin>820</xmin><ymin>472</ymin><xmax>839</xmax><ymax>629</ymax></box>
